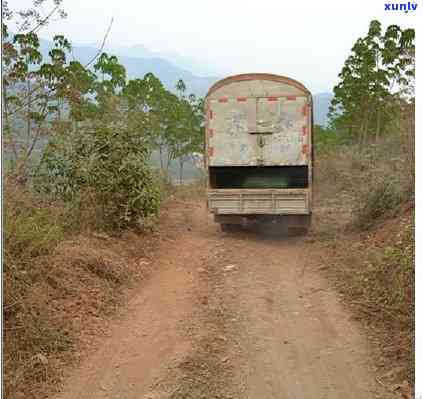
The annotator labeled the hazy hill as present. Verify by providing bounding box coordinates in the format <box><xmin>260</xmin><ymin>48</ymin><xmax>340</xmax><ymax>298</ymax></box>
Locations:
<box><xmin>108</xmin><ymin>44</ymin><xmax>220</xmax><ymax>77</ymax></box>
<box><xmin>38</xmin><ymin>38</ymin><xmax>332</xmax><ymax>125</ymax></box>
<box><xmin>39</xmin><ymin>39</ymin><xmax>219</xmax><ymax>96</ymax></box>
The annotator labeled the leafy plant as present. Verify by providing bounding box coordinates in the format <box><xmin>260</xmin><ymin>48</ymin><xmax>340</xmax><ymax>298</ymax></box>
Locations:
<box><xmin>37</xmin><ymin>100</ymin><xmax>162</xmax><ymax>230</ymax></box>
<box><xmin>328</xmin><ymin>20</ymin><xmax>415</xmax><ymax>147</ymax></box>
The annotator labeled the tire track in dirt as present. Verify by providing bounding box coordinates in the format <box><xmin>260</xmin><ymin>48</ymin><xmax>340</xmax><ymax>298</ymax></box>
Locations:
<box><xmin>55</xmin><ymin>202</ymin><xmax>218</xmax><ymax>399</ymax></box>
<box><xmin>56</xmin><ymin>201</ymin><xmax>394</xmax><ymax>399</ymax></box>
<box><xmin>219</xmin><ymin>233</ymin><xmax>394</xmax><ymax>398</ymax></box>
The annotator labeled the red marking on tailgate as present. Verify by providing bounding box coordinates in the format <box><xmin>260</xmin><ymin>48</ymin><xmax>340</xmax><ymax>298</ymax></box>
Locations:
<box><xmin>302</xmin><ymin>144</ymin><xmax>309</xmax><ymax>155</ymax></box>
<box><xmin>286</xmin><ymin>95</ymin><xmax>296</xmax><ymax>101</ymax></box>
<box><xmin>218</xmin><ymin>97</ymin><xmax>228</xmax><ymax>103</ymax></box>
<box><xmin>267</xmin><ymin>96</ymin><xmax>278</xmax><ymax>102</ymax></box>
<box><xmin>208</xmin><ymin>109</ymin><xmax>213</xmax><ymax>120</ymax></box>
<box><xmin>237</xmin><ymin>96</ymin><xmax>247</xmax><ymax>102</ymax></box>
<box><xmin>209</xmin><ymin>128</ymin><xmax>214</xmax><ymax>137</ymax></box>
<box><xmin>208</xmin><ymin>147</ymin><xmax>214</xmax><ymax>157</ymax></box>
<box><xmin>302</xmin><ymin>126</ymin><xmax>308</xmax><ymax>136</ymax></box>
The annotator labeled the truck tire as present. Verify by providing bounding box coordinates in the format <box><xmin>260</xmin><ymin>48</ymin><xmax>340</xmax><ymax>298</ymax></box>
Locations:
<box><xmin>220</xmin><ymin>223</ymin><xmax>240</xmax><ymax>233</ymax></box>
<box><xmin>287</xmin><ymin>226</ymin><xmax>309</xmax><ymax>236</ymax></box>
<box><xmin>287</xmin><ymin>215</ymin><xmax>311</xmax><ymax>236</ymax></box>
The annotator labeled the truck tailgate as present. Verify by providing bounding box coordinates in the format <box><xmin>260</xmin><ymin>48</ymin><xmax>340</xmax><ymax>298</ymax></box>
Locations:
<box><xmin>208</xmin><ymin>189</ymin><xmax>310</xmax><ymax>215</ymax></box>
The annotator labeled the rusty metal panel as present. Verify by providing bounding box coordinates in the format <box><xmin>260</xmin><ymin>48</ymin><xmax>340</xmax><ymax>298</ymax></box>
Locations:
<box><xmin>208</xmin><ymin>93</ymin><xmax>309</xmax><ymax>166</ymax></box>
<box><xmin>261</xmin><ymin>96</ymin><xmax>308</xmax><ymax>165</ymax></box>
<box><xmin>208</xmin><ymin>98</ymin><xmax>258</xmax><ymax>166</ymax></box>
<box><xmin>256</xmin><ymin>98</ymin><xmax>279</xmax><ymax>133</ymax></box>
<box><xmin>208</xmin><ymin>189</ymin><xmax>309</xmax><ymax>215</ymax></box>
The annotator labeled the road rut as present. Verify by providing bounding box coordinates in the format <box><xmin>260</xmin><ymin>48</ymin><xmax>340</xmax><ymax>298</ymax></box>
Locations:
<box><xmin>56</xmin><ymin>201</ymin><xmax>392</xmax><ymax>399</ymax></box>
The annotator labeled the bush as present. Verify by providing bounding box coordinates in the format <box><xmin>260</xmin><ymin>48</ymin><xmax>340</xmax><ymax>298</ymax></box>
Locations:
<box><xmin>349</xmin><ymin>218</ymin><xmax>414</xmax><ymax>383</ymax></box>
<box><xmin>2</xmin><ymin>183</ymin><xmax>148</xmax><ymax>398</ymax></box>
<box><xmin>4</xmin><ymin>186</ymin><xmax>65</xmax><ymax>260</ymax></box>
<box><xmin>315</xmin><ymin>131</ymin><xmax>414</xmax><ymax>230</ymax></box>
<box><xmin>171</xmin><ymin>177</ymin><xmax>206</xmax><ymax>201</ymax></box>
<box><xmin>36</xmin><ymin>116</ymin><xmax>162</xmax><ymax>230</ymax></box>
<box><xmin>352</xmin><ymin>174</ymin><xmax>410</xmax><ymax>228</ymax></box>
<box><xmin>361</xmin><ymin>220</ymin><xmax>414</xmax><ymax>313</ymax></box>
<box><xmin>314</xmin><ymin>124</ymin><xmax>350</xmax><ymax>155</ymax></box>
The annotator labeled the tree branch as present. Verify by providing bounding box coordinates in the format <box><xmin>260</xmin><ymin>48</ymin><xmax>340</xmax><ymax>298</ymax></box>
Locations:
<box><xmin>7</xmin><ymin>17</ymin><xmax>115</xmax><ymax>118</ymax></box>
<box><xmin>29</xmin><ymin>4</ymin><xmax>60</xmax><ymax>34</ymax></box>
<box><xmin>84</xmin><ymin>17</ymin><xmax>114</xmax><ymax>68</ymax></box>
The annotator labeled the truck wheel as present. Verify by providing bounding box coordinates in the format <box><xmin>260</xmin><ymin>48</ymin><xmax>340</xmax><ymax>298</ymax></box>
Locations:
<box><xmin>221</xmin><ymin>224</ymin><xmax>240</xmax><ymax>233</ymax></box>
<box><xmin>287</xmin><ymin>226</ymin><xmax>309</xmax><ymax>236</ymax></box>
<box><xmin>287</xmin><ymin>215</ymin><xmax>311</xmax><ymax>236</ymax></box>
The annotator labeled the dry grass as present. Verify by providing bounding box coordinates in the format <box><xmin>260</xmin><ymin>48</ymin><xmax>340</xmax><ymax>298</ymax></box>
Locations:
<box><xmin>171</xmin><ymin>178</ymin><xmax>206</xmax><ymax>201</ymax></box>
<box><xmin>314</xmin><ymin>130</ymin><xmax>414</xmax><ymax>235</ymax></box>
<box><xmin>3</xmin><ymin>185</ymin><xmax>159</xmax><ymax>399</ymax></box>
<box><xmin>313</xmin><ymin>123</ymin><xmax>414</xmax><ymax>389</ymax></box>
<box><xmin>318</xmin><ymin>210</ymin><xmax>414</xmax><ymax>385</ymax></box>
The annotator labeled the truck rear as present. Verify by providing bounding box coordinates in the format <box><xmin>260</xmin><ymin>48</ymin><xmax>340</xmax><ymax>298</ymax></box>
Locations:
<box><xmin>205</xmin><ymin>73</ymin><xmax>313</xmax><ymax>232</ymax></box>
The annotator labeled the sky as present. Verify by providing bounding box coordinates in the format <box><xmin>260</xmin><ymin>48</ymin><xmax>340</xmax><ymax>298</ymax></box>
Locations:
<box><xmin>8</xmin><ymin>0</ymin><xmax>420</xmax><ymax>93</ymax></box>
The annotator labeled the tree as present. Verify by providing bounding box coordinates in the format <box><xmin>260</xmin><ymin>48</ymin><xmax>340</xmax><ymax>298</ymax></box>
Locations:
<box><xmin>328</xmin><ymin>20</ymin><xmax>415</xmax><ymax>147</ymax></box>
<box><xmin>3</xmin><ymin>0</ymin><xmax>206</xmax><ymax>190</ymax></box>
<box><xmin>166</xmin><ymin>82</ymin><xmax>204</xmax><ymax>184</ymax></box>
<box><xmin>122</xmin><ymin>73</ymin><xmax>170</xmax><ymax>167</ymax></box>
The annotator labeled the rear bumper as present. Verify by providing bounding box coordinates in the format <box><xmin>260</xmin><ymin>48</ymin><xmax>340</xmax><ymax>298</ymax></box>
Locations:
<box><xmin>208</xmin><ymin>188</ymin><xmax>311</xmax><ymax>215</ymax></box>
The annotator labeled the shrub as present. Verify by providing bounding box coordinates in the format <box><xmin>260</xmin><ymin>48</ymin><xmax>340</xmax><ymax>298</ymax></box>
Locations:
<box><xmin>314</xmin><ymin>124</ymin><xmax>350</xmax><ymax>155</ymax></box>
<box><xmin>361</xmin><ymin>220</ymin><xmax>414</xmax><ymax>313</ymax></box>
<box><xmin>315</xmin><ymin>131</ymin><xmax>414</xmax><ymax>230</ymax></box>
<box><xmin>352</xmin><ymin>175</ymin><xmax>410</xmax><ymax>228</ymax></box>
<box><xmin>36</xmin><ymin>116</ymin><xmax>162</xmax><ymax>230</ymax></box>
<box><xmin>4</xmin><ymin>186</ymin><xmax>65</xmax><ymax>260</ymax></box>
<box><xmin>352</xmin><ymin>218</ymin><xmax>414</xmax><ymax>382</ymax></box>
<box><xmin>350</xmin><ymin>135</ymin><xmax>414</xmax><ymax>229</ymax></box>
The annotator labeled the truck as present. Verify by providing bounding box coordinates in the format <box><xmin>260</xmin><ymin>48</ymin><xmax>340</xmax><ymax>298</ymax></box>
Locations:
<box><xmin>204</xmin><ymin>73</ymin><xmax>313</xmax><ymax>233</ymax></box>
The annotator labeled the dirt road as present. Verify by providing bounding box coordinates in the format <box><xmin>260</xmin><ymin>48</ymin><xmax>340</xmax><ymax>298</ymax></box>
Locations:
<box><xmin>56</xmin><ymin>201</ymin><xmax>392</xmax><ymax>399</ymax></box>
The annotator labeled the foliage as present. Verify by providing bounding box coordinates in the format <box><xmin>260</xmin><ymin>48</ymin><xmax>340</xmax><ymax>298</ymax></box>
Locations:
<box><xmin>3</xmin><ymin>1</ymin><xmax>205</xmax><ymax>227</ymax></box>
<box><xmin>2</xmin><ymin>183</ymin><xmax>150</xmax><ymax>399</ymax></box>
<box><xmin>315</xmin><ymin>120</ymin><xmax>414</xmax><ymax>232</ymax></box>
<box><xmin>4</xmin><ymin>186</ymin><xmax>65</xmax><ymax>260</ymax></box>
<box><xmin>3</xmin><ymin>6</ymin><xmax>205</xmax><ymax>182</ymax></box>
<box><xmin>362</xmin><ymin>219</ymin><xmax>414</xmax><ymax>313</ymax></box>
<box><xmin>2</xmin><ymin>0</ymin><xmax>67</xmax><ymax>32</ymax></box>
<box><xmin>36</xmin><ymin>100</ymin><xmax>162</xmax><ymax>230</ymax></box>
<box><xmin>167</xmin><ymin>81</ymin><xmax>205</xmax><ymax>183</ymax></box>
<box><xmin>328</xmin><ymin>20</ymin><xmax>415</xmax><ymax>146</ymax></box>
<box><xmin>313</xmin><ymin>124</ymin><xmax>350</xmax><ymax>154</ymax></box>
<box><xmin>2</xmin><ymin>3</ymin><xmax>204</xmax><ymax>398</ymax></box>
<box><xmin>352</xmin><ymin>175</ymin><xmax>410</xmax><ymax>229</ymax></box>
<box><xmin>353</xmin><ymin>217</ymin><xmax>414</xmax><ymax>382</ymax></box>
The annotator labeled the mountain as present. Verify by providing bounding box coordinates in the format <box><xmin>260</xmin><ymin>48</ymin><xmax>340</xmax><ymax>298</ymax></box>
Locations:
<box><xmin>39</xmin><ymin>38</ymin><xmax>332</xmax><ymax>123</ymax></box>
<box><xmin>312</xmin><ymin>92</ymin><xmax>333</xmax><ymax>127</ymax></box>
<box><xmin>39</xmin><ymin>38</ymin><xmax>219</xmax><ymax>96</ymax></box>
<box><xmin>109</xmin><ymin>44</ymin><xmax>221</xmax><ymax>77</ymax></box>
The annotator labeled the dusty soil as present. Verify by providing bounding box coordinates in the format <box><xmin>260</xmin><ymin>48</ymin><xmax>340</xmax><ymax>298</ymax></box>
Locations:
<box><xmin>55</xmin><ymin>201</ymin><xmax>396</xmax><ymax>399</ymax></box>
